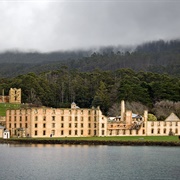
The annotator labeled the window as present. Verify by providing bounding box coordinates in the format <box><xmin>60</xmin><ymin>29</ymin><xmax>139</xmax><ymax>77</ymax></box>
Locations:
<box><xmin>102</xmin><ymin>130</ymin><xmax>104</xmax><ymax>135</ymax></box>
<box><xmin>151</xmin><ymin>129</ymin><xmax>154</xmax><ymax>134</ymax></box>
<box><xmin>164</xmin><ymin>129</ymin><xmax>166</xmax><ymax>134</ymax></box>
<box><xmin>43</xmin><ymin>123</ymin><xmax>46</xmax><ymax>128</ymax></box>
<box><xmin>175</xmin><ymin>129</ymin><xmax>178</xmax><ymax>134</ymax></box>
<box><xmin>176</xmin><ymin>122</ymin><xmax>178</xmax><ymax>126</ymax></box>
<box><xmin>88</xmin><ymin>110</ymin><xmax>91</xmax><ymax>115</ymax></box>
<box><xmin>88</xmin><ymin>123</ymin><xmax>91</xmax><ymax>128</ymax></box>
<box><xmin>81</xmin><ymin>123</ymin><xmax>83</xmax><ymax>128</ymax></box>
<box><xmin>14</xmin><ymin>123</ymin><xmax>16</xmax><ymax>128</ymax></box>
<box><xmin>14</xmin><ymin>116</ymin><xmax>16</xmax><ymax>121</ymax></box>
<box><xmin>35</xmin><ymin>130</ymin><xmax>38</xmax><ymax>136</ymax></box>
<box><xmin>81</xmin><ymin>110</ymin><xmax>83</xmax><ymax>115</ymax></box>
<box><xmin>35</xmin><ymin>123</ymin><xmax>38</xmax><ymax>128</ymax></box>
<box><xmin>102</xmin><ymin>123</ymin><xmax>104</xmax><ymax>128</ymax></box>
<box><xmin>69</xmin><ymin>123</ymin><xmax>71</xmax><ymax>128</ymax></box>
<box><xmin>129</xmin><ymin>130</ymin><xmax>132</xmax><ymax>135</ymax></box>
<box><xmin>25</xmin><ymin>123</ymin><xmax>28</xmax><ymax>128</ymax></box>
<box><xmin>43</xmin><ymin>116</ymin><xmax>46</xmax><ymax>121</ymax></box>
<box><xmin>61</xmin><ymin>130</ymin><xmax>64</xmax><ymax>135</ymax></box>
<box><xmin>94</xmin><ymin>116</ymin><xmax>97</xmax><ymax>121</ymax></box>
<box><xmin>52</xmin><ymin>123</ymin><xmax>55</xmax><ymax>128</ymax></box>
<box><xmin>123</xmin><ymin>130</ymin><xmax>126</xmax><ymax>135</ymax></box>
<box><xmin>20</xmin><ymin>123</ymin><xmax>22</xmax><ymax>128</ymax></box>
<box><xmin>81</xmin><ymin>130</ymin><xmax>83</xmax><ymax>135</ymax></box>
<box><xmin>9</xmin><ymin>124</ymin><xmax>11</xmax><ymax>128</ymax></box>
<box><xmin>35</xmin><ymin>116</ymin><xmax>38</xmax><ymax>121</ymax></box>
<box><xmin>69</xmin><ymin>130</ymin><xmax>71</xmax><ymax>135</ymax></box>
<box><xmin>61</xmin><ymin>116</ymin><xmax>64</xmax><ymax>121</ymax></box>
<box><xmin>69</xmin><ymin>110</ymin><xmax>71</xmax><ymax>114</ymax></box>
<box><xmin>157</xmin><ymin>128</ymin><xmax>160</xmax><ymax>134</ymax></box>
<box><xmin>43</xmin><ymin>130</ymin><xmax>46</xmax><ymax>136</ymax></box>
<box><xmin>20</xmin><ymin>116</ymin><xmax>22</xmax><ymax>121</ymax></box>
<box><xmin>88</xmin><ymin>130</ymin><xmax>91</xmax><ymax>135</ymax></box>
<box><xmin>75</xmin><ymin>123</ymin><xmax>78</xmax><ymax>128</ymax></box>
<box><xmin>75</xmin><ymin>130</ymin><xmax>78</xmax><ymax>135</ymax></box>
<box><xmin>69</xmin><ymin>116</ymin><xmax>72</xmax><ymax>121</ymax></box>
<box><xmin>25</xmin><ymin>116</ymin><xmax>28</xmax><ymax>121</ymax></box>
<box><xmin>88</xmin><ymin>117</ymin><xmax>91</xmax><ymax>121</ymax></box>
<box><xmin>81</xmin><ymin>117</ymin><xmax>83</xmax><ymax>121</ymax></box>
<box><xmin>52</xmin><ymin>116</ymin><xmax>55</xmax><ymax>121</ymax></box>
<box><xmin>94</xmin><ymin>130</ymin><xmax>96</xmax><ymax>136</ymax></box>
<box><xmin>75</xmin><ymin>116</ymin><xmax>78</xmax><ymax>121</ymax></box>
<box><xmin>94</xmin><ymin>123</ymin><xmax>96</xmax><ymax>128</ymax></box>
<box><xmin>9</xmin><ymin>116</ymin><xmax>11</xmax><ymax>121</ymax></box>
<box><xmin>143</xmin><ymin>130</ymin><xmax>145</xmax><ymax>134</ymax></box>
<box><xmin>136</xmin><ymin>130</ymin><xmax>138</xmax><ymax>135</ymax></box>
<box><xmin>61</xmin><ymin>123</ymin><xmax>64</xmax><ymax>128</ymax></box>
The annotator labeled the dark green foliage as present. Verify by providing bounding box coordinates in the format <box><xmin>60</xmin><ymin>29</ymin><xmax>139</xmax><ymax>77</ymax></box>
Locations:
<box><xmin>0</xmin><ymin>68</ymin><xmax>179</xmax><ymax>116</ymax></box>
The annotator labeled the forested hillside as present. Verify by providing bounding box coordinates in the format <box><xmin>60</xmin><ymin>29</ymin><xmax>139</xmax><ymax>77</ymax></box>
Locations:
<box><xmin>0</xmin><ymin>39</ymin><xmax>180</xmax><ymax>77</ymax></box>
<box><xmin>0</xmin><ymin>68</ymin><xmax>179</xmax><ymax>119</ymax></box>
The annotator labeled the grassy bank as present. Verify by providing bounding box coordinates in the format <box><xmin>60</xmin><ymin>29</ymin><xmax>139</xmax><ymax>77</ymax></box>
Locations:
<box><xmin>1</xmin><ymin>136</ymin><xmax>180</xmax><ymax>146</ymax></box>
<box><xmin>4</xmin><ymin>136</ymin><xmax>180</xmax><ymax>142</ymax></box>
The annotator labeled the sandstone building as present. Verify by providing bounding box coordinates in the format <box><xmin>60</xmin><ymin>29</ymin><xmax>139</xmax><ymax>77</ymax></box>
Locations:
<box><xmin>0</xmin><ymin>88</ymin><xmax>21</xmax><ymax>104</ymax></box>
<box><xmin>4</xmin><ymin>99</ymin><xmax>180</xmax><ymax>138</ymax></box>
<box><xmin>6</xmin><ymin>103</ymin><xmax>107</xmax><ymax>138</ymax></box>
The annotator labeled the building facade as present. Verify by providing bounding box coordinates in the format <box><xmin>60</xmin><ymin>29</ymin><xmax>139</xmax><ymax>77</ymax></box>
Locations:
<box><xmin>6</xmin><ymin>103</ymin><xmax>107</xmax><ymax>138</ymax></box>
<box><xmin>5</xmin><ymin>101</ymin><xmax>180</xmax><ymax>138</ymax></box>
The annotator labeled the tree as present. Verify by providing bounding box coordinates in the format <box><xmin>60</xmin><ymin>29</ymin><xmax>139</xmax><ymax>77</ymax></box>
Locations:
<box><xmin>147</xmin><ymin>114</ymin><xmax>157</xmax><ymax>121</ymax></box>
<box><xmin>92</xmin><ymin>81</ymin><xmax>110</xmax><ymax>114</ymax></box>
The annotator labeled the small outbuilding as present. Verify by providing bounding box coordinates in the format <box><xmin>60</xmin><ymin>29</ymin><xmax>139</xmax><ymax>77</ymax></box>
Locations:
<box><xmin>3</xmin><ymin>129</ymin><xmax>10</xmax><ymax>139</ymax></box>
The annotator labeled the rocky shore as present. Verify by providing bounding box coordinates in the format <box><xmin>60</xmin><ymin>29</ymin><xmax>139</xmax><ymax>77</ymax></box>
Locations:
<box><xmin>0</xmin><ymin>139</ymin><xmax>180</xmax><ymax>146</ymax></box>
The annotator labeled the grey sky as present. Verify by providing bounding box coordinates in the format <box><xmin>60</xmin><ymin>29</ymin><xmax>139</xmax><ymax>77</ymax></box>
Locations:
<box><xmin>0</xmin><ymin>0</ymin><xmax>180</xmax><ymax>52</ymax></box>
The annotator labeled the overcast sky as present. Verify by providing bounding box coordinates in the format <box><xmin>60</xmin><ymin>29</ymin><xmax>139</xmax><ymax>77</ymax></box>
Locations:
<box><xmin>0</xmin><ymin>0</ymin><xmax>180</xmax><ymax>52</ymax></box>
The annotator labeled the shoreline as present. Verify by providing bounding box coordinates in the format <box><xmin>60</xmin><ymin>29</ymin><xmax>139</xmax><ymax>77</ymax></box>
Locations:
<box><xmin>0</xmin><ymin>139</ymin><xmax>180</xmax><ymax>146</ymax></box>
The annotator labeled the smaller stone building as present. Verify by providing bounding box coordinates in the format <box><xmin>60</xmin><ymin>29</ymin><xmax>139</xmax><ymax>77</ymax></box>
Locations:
<box><xmin>0</xmin><ymin>88</ymin><xmax>21</xmax><ymax>104</ymax></box>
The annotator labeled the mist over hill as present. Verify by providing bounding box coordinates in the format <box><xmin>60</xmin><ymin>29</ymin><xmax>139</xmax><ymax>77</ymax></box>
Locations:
<box><xmin>0</xmin><ymin>39</ymin><xmax>179</xmax><ymax>77</ymax></box>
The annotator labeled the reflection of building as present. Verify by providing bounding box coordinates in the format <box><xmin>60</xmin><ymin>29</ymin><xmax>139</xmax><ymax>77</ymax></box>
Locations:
<box><xmin>6</xmin><ymin>103</ymin><xmax>107</xmax><ymax>138</ymax></box>
<box><xmin>5</xmin><ymin>101</ymin><xmax>180</xmax><ymax>138</ymax></box>
<box><xmin>0</xmin><ymin>88</ymin><xmax>21</xmax><ymax>104</ymax></box>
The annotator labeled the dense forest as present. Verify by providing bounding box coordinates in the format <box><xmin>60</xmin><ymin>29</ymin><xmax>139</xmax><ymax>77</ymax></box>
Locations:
<box><xmin>0</xmin><ymin>68</ymin><xmax>179</xmax><ymax>119</ymax></box>
<box><xmin>0</xmin><ymin>39</ymin><xmax>180</xmax><ymax>77</ymax></box>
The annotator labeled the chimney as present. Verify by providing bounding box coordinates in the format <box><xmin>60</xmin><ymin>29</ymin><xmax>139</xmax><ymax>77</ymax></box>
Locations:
<box><xmin>121</xmin><ymin>100</ymin><xmax>125</xmax><ymax>121</ymax></box>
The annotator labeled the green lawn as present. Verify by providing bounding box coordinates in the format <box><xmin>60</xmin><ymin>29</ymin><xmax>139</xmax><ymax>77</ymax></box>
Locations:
<box><xmin>0</xmin><ymin>103</ymin><xmax>21</xmax><ymax>116</ymax></box>
<box><xmin>13</xmin><ymin>136</ymin><xmax>180</xmax><ymax>142</ymax></box>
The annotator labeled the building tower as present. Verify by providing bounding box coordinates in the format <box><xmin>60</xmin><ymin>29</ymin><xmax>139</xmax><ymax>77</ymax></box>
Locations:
<box><xmin>9</xmin><ymin>88</ymin><xmax>21</xmax><ymax>104</ymax></box>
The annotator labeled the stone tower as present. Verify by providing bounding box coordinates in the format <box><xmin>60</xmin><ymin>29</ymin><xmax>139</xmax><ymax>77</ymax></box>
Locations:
<box><xmin>9</xmin><ymin>88</ymin><xmax>21</xmax><ymax>104</ymax></box>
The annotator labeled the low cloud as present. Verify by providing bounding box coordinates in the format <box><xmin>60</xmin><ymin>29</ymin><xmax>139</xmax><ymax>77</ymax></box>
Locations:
<box><xmin>0</xmin><ymin>0</ymin><xmax>180</xmax><ymax>52</ymax></box>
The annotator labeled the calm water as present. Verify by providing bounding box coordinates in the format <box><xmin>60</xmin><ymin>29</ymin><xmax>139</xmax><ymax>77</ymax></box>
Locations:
<box><xmin>0</xmin><ymin>144</ymin><xmax>179</xmax><ymax>180</ymax></box>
